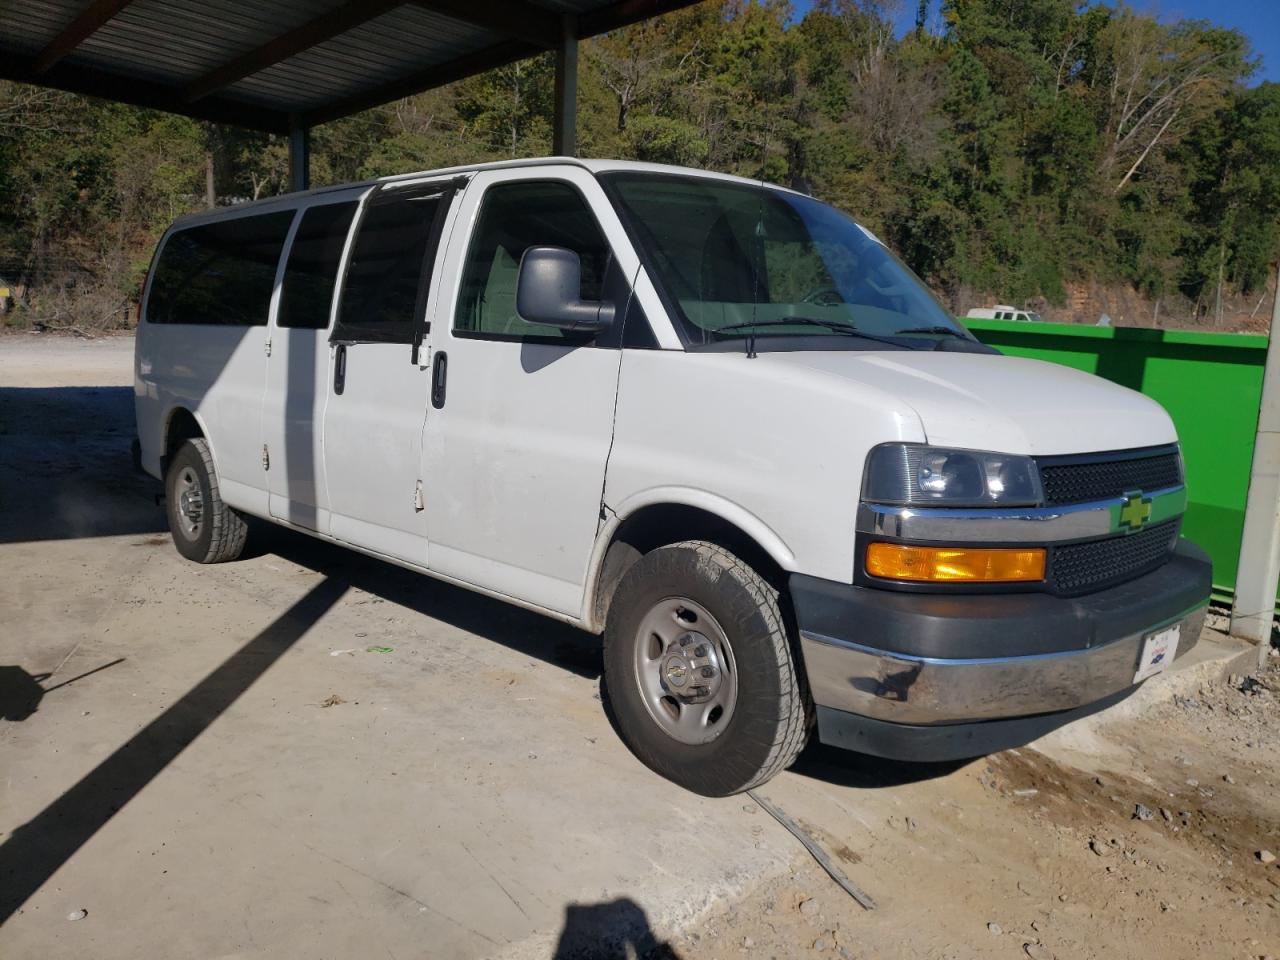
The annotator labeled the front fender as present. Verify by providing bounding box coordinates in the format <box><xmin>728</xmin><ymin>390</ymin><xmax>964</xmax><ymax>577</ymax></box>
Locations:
<box><xmin>579</xmin><ymin>486</ymin><xmax>797</xmax><ymax>632</ymax></box>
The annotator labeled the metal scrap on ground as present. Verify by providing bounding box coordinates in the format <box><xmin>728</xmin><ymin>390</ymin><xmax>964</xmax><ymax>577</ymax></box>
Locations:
<box><xmin>747</xmin><ymin>789</ymin><xmax>877</xmax><ymax>911</ymax></box>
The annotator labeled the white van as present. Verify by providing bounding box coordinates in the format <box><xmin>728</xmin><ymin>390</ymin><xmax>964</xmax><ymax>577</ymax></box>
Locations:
<box><xmin>134</xmin><ymin>158</ymin><xmax>1210</xmax><ymax>796</ymax></box>
<box><xmin>966</xmin><ymin>305</ymin><xmax>1042</xmax><ymax>322</ymax></box>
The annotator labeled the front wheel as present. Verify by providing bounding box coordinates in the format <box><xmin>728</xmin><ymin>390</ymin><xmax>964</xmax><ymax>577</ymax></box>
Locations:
<box><xmin>603</xmin><ymin>541</ymin><xmax>811</xmax><ymax>796</ymax></box>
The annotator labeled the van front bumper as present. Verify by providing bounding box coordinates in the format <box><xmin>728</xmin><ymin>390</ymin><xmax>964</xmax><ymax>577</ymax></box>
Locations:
<box><xmin>792</xmin><ymin>539</ymin><xmax>1211</xmax><ymax>761</ymax></box>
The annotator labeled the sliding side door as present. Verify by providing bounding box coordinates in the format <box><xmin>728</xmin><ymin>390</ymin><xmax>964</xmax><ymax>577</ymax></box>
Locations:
<box><xmin>320</xmin><ymin>179</ymin><xmax>459</xmax><ymax>565</ymax></box>
<box><xmin>262</xmin><ymin>198</ymin><xmax>358</xmax><ymax>531</ymax></box>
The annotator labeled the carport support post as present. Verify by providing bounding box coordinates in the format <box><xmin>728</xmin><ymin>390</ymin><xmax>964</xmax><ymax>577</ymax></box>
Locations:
<box><xmin>1231</xmin><ymin>260</ymin><xmax>1280</xmax><ymax>668</ymax></box>
<box><xmin>552</xmin><ymin>15</ymin><xmax>578</xmax><ymax>157</ymax></box>
<box><xmin>288</xmin><ymin>116</ymin><xmax>311</xmax><ymax>193</ymax></box>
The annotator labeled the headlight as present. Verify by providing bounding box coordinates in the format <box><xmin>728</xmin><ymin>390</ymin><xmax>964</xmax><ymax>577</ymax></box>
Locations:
<box><xmin>863</xmin><ymin>443</ymin><xmax>1043</xmax><ymax>507</ymax></box>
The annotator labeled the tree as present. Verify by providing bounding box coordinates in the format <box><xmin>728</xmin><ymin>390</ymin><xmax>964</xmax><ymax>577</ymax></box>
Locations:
<box><xmin>0</xmin><ymin>0</ymin><xmax>1273</xmax><ymax>331</ymax></box>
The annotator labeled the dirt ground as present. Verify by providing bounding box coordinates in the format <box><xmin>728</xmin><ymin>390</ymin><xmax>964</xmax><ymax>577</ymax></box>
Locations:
<box><xmin>671</xmin><ymin>658</ymin><xmax>1280</xmax><ymax>960</ymax></box>
<box><xmin>1</xmin><ymin>334</ymin><xmax>1277</xmax><ymax>960</ymax></box>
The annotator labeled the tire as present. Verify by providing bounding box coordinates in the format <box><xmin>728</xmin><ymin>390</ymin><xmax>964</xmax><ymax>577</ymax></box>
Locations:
<box><xmin>603</xmin><ymin>540</ymin><xmax>811</xmax><ymax>796</ymax></box>
<box><xmin>164</xmin><ymin>438</ymin><xmax>248</xmax><ymax>563</ymax></box>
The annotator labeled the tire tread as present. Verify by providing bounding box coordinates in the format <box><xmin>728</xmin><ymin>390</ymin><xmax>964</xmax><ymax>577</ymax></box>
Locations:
<box><xmin>683</xmin><ymin>541</ymin><xmax>811</xmax><ymax>792</ymax></box>
<box><xmin>169</xmin><ymin>438</ymin><xmax>247</xmax><ymax>563</ymax></box>
<box><xmin>604</xmin><ymin>539</ymin><xmax>812</xmax><ymax>795</ymax></box>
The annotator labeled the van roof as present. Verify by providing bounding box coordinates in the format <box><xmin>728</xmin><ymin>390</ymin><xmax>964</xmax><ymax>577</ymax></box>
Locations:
<box><xmin>169</xmin><ymin>158</ymin><xmax>805</xmax><ymax>227</ymax></box>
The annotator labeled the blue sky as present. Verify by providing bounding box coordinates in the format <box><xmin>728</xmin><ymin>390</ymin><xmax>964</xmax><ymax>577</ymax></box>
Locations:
<box><xmin>1137</xmin><ymin>0</ymin><xmax>1279</xmax><ymax>83</ymax></box>
<box><xmin>789</xmin><ymin>1</ymin><xmax>1279</xmax><ymax>84</ymax></box>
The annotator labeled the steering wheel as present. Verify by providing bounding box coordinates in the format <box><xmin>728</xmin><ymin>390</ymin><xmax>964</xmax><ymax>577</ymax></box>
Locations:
<box><xmin>864</xmin><ymin>269</ymin><xmax>911</xmax><ymax>299</ymax></box>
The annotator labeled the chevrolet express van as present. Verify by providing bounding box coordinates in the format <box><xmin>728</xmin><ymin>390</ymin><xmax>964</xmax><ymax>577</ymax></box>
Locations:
<box><xmin>134</xmin><ymin>158</ymin><xmax>1211</xmax><ymax>796</ymax></box>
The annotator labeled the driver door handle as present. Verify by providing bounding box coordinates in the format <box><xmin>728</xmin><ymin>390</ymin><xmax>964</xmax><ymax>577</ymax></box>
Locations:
<box><xmin>333</xmin><ymin>343</ymin><xmax>347</xmax><ymax>395</ymax></box>
<box><xmin>431</xmin><ymin>351</ymin><xmax>447</xmax><ymax>409</ymax></box>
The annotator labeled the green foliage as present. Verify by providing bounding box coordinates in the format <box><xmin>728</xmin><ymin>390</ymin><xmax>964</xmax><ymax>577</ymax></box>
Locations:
<box><xmin>0</xmin><ymin>0</ymin><xmax>1276</xmax><ymax>330</ymax></box>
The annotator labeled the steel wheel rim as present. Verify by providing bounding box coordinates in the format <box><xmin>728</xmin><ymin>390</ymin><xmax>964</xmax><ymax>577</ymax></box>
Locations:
<box><xmin>631</xmin><ymin>596</ymin><xmax>738</xmax><ymax>745</ymax></box>
<box><xmin>175</xmin><ymin>466</ymin><xmax>203</xmax><ymax>539</ymax></box>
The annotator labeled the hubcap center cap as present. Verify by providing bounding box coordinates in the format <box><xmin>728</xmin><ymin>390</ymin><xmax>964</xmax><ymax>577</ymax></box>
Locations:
<box><xmin>660</xmin><ymin>632</ymin><xmax>722</xmax><ymax>703</ymax></box>
<box><xmin>631</xmin><ymin>597</ymin><xmax>739</xmax><ymax>746</ymax></box>
<box><xmin>175</xmin><ymin>471</ymin><xmax>203</xmax><ymax>534</ymax></box>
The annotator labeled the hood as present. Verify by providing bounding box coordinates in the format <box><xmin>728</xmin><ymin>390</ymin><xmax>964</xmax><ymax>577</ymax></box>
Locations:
<box><xmin>765</xmin><ymin>350</ymin><xmax>1177</xmax><ymax>455</ymax></box>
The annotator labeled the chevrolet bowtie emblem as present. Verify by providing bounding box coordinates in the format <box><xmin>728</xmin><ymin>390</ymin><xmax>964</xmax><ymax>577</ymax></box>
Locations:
<box><xmin>1118</xmin><ymin>491</ymin><xmax>1152</xmax><ymax>531</ymax></box>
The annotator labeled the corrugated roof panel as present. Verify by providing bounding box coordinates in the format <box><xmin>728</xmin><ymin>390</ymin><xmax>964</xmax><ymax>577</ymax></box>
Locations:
<box><xmin>0</xmin><ymin>0</ymin><xmax>89</xmax><ymax>55</ymax></box>
<box><xmin>1</xmin><ymin>0</ymin><xmax>701</xmax><ymax>125</ymax></box>
<box><xmin>64</xmin><ymin>0</ymin><xmax>354</xmax><ymax>86</ymax></box>
<box><xmin>224</xmin><ymin>7</ymin><xmax>499</xmax><ymax>112</ymax></box>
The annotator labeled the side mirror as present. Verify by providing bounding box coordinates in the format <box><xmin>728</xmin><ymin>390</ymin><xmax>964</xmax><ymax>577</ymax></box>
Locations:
<box><xmin>516</xmin><ymin>246</ymin><xmax>615</xmax><ymax>334</ymax></box>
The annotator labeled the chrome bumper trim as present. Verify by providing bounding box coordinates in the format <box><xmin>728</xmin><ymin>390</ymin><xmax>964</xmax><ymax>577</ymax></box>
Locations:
<box><xmin>857</xmin><ymin>485</ymin><xmax>1186</xmax><ymax>544</ymax></box>
<box><xmin>800</xmin><ymin>601</ymin><xmax>1206</xmax><ymax>725</ymax></box>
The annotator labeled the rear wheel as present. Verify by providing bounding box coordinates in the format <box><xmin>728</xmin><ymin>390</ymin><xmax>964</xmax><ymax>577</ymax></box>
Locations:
<box><xmin>165</xmin><ymin>438</ymin><xmax>247</xmax><ymax>563</ymax></box>
<box><xmin>603</xmin><ymin>540</ymin><xmax>811</xmax><ymax>796</ymax></box>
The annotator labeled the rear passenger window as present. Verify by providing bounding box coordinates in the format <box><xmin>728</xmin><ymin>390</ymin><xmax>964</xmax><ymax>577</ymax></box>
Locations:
<box><xmin>147</xmin><ymin>212</ymin><xmax>294</xmax><ymax>325</ymax></box>
<box><xmin>455</xmin><ymin>181</ymin><xmax>611</xmax><ymax>341</ymax></box>
<box><xmin>333</xmin><ymin>186</ymin><xmax>448</xmax><ymax>344</ymax></box>
<box><xmin>278</xmin><ymin>202</ymin><xmax>357</xmax><ymax>330</ymax></box>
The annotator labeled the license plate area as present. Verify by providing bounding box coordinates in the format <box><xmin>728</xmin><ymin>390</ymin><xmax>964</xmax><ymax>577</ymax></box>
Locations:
<box><xmin>1134</xmin><ymin>624</ymin><xmax>1180</xmax><ymax>683</ymax></box>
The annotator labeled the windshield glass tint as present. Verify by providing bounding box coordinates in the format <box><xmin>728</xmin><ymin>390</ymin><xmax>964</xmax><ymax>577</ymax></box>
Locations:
<box><xmin>604</xmin><ymin>173</ymin><xmax>965</xmax><ymax>347</ymax></box>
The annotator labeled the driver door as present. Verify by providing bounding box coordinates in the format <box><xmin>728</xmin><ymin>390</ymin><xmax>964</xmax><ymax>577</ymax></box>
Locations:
<box><xmin>421</xmin><ymin>168</ymin><xmax>642</xmax><ymax>615</ymax></box>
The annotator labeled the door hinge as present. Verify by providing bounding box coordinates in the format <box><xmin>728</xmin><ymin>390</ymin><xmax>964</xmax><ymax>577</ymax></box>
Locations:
<box><xmin>264</xmin><ymin>339</ymin><xmax>272</xmax><ymax>357</ymax></box>
<box><xmin>413</xmin><ymin>480</ymin><xmax>425</xmax><ymax>512</ymax></box>
<box><xmin>262</xmin><ymin>444</ymin><xmax>270</xmax><ymax>471</ymax></box>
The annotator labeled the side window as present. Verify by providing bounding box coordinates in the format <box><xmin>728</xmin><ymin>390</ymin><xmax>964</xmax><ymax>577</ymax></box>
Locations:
<box><xmin>147</xmin><ymin>211</ymin><xmax>294</xmax><ymax>325</ymax></box>
<box><xmin>333</xmin><ymin>187</ymin><xmax>447</xmax><ymax>344</ymax></box>
<box><xmin>278</xmin><ymin>202</ymin><xmax>357</xmax><ymax>330</ymax></box>
<box><xmin>455</xmin><ymin>180</ymin><xmax>611</xmax><ymax>340</ymax></box>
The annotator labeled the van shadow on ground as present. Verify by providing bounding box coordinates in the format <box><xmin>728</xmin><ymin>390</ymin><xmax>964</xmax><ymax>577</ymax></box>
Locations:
<box><xmin>254</xmin><ymin>518</ymin><xmax>966</xmax><ymax>790</ymax></box>
<box><xmin>0</xmin><ymin>386</ymin><xmax>165</xmax><ymax>544</ymax></box>
<box><xmin>251</xmin><ymin>519</ymin><xmax>605</xmax><ymax>679</ymax></box>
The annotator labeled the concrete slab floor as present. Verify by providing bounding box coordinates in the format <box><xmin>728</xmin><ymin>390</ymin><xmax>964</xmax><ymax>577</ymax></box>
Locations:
<box><xmin>0</xmin><ymin>338</ymin><xmax>803</xmax><ymax>958</ymax></box>
<box><xmin>1</xmin><ymin>337</ymin><xmax>1270</xmax><ymax>960</ymax></box>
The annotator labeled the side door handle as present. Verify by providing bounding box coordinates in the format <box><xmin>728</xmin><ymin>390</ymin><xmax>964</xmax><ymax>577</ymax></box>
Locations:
<box><xmin>333</xmin><ymin>343</ymin><xmax>347</xmax><ymax>395</ymax></box>
<box><xmin>431</xmin><ymin>351</ymin><xmax>447</xmax><ymax>409</ymax></box>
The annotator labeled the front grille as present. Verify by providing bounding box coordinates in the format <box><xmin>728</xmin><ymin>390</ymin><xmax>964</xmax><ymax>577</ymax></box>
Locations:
<box><xmin>1038</xmin><ymin>448</ymin><xmax>1181</xmax><ymax>506</ymax></box>
<box><xmin>1050</xmin><ymin>520</ymin><xmax>1179</xmax><ymax>594</ymax></box>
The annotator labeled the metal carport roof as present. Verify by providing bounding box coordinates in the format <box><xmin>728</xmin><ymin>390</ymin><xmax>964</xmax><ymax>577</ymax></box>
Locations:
<box><xmin>0</xmin><ymin>0</ymin><xmax>701</xmax><ymax>135</ymax></box>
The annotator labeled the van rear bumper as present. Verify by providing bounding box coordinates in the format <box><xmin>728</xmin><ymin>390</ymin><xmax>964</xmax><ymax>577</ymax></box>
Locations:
<box><xmin>792</xmin><ymin>539</ymin><xmax>1211</xmax><ymax>760</ymax></box>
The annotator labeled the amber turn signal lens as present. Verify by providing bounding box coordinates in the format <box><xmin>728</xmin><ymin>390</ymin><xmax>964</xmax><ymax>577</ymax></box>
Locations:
<box><xmin>865</xmin><ymin>543</ymin><xmax>1046</xmax><ymax>583</ymax></box>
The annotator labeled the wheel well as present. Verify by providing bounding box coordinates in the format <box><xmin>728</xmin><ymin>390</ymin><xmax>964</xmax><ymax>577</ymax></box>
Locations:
<box><xmin>163</xmin><ymin>408</ymin><xmax>203</xmax><ymax>469</ymax></box>
<box><xmin>592</xmin><ymin>504</ymin><xmax>787</xmax><ymax>629</ymax></box>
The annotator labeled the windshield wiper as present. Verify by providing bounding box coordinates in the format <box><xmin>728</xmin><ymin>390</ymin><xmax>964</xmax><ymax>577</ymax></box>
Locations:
<box><xmin>892</xmin><ymin>325</ymin><xmax>969</xmax><ymax>339</ymax></box>
<box><xmin>716</xmin><ymin>317</ymin><xmax>855</xmax><ymax>335</ymax></box>
<box><xmin>714</xmin><ymin>316</ymin><xmax>931</xmax><ymax>353</ymax></box>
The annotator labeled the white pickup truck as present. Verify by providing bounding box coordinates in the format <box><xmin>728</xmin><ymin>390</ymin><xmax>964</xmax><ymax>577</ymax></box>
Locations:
<box><xmin>134</xmin><ymin>158</ymin><xmax>1211</xmax><ymax>796</ymax></box>
<box><xmin>964</xmin><ymin>305</ymin><xmax>1043</xmax><ymax>322</ymax></box>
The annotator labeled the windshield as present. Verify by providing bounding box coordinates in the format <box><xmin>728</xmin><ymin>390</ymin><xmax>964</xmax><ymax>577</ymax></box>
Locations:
<box><xmin>602</xmin><ymin>173</ymin><xmax>969</xmax><ymax>349</ymax></box>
